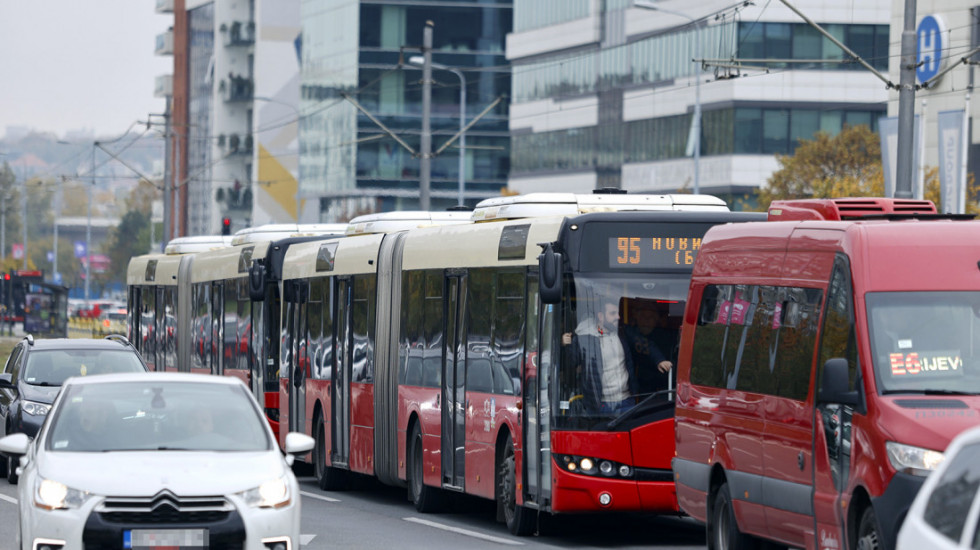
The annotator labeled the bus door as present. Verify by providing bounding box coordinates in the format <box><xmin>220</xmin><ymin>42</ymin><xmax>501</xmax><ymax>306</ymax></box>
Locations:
<box><xmin>812</xmin><ymin>258</ymin><xmax>857</xmax><ymax>549</ymax></box>
<box><xmin>286</xmin><ymin>280</ymin><xmax>309</xmax><ymax>436</ymax></box>
<box><xmin>153</xmin><ymin>286</ymin><xmax>166</xmax><ymax>371</ymax></box>
<box><xmin>210</xmin><ymin>282</ymin><xmax>223</xmax><ymax>375</ymax></box>
<box><xmin>332</xmin><ymin>277</ymin><xmax>353</xmax><ymax>469</ymax></box>
<box><xmin>524</xmin><ymin>285</ymin><xmax>554</xmax><ymax>508</ymax></box>
<box><xmin>442</xmin><ymin>273</ymin><xmax>466</xmax><ymax>488</ymax></box>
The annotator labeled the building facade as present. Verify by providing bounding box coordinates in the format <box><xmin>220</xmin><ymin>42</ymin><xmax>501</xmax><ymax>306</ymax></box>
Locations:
<box><xmin>506</xmin><ymin>0</ymin><xmax>890</xmax><ymax>205</ymax></box>
<box><xmin>299</xmin><ymin>0</ymin><xmax>513</xmax><ymax>220</ymax></box>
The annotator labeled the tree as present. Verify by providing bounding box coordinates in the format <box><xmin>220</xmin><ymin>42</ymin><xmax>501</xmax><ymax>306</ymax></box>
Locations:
<box><xmin>756</xmin><ymin>124</ymin><xmax>883</xmax><ymax>209</ymax></box>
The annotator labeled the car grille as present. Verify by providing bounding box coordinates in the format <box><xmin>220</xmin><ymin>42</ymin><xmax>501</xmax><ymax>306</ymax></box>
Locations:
<box><xmin>83</xmin><ymin>489</ymin><xmax>245</xmax><ymax>550</ymax></box>
<box><xmin>98</xmin><ymin>489</ymin><xmax>233</xmax><ymax>523</ymax></box>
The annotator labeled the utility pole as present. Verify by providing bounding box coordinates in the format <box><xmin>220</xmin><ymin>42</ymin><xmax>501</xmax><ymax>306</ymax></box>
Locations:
<box><xmin>895</xmin><ymin>0</ymin><xmax>918</xmax><ymax>198</ymax></box>
<box><xmin>162</xmin><ymin>100</ymin><xmax>173</xmax><ymax>250</ymax></box>
<box><xmin>85</xmin><ymin>146</ymin><xmax>93</xmax><ymax>304</ymax></box>
<box><xmin>21</xmin><ymin>167</ymin><xmax>26</xmax><ymax>270</ymax></box>
<box><xmin>419</xmin><ymin>20</ymin><xmax>433</xmax><ymax>211</ymax></box>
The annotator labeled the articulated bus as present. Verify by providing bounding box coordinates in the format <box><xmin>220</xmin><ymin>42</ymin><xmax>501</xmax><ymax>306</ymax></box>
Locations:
<box><xmin>126</xmin><ymin>225</ymin><xmax>349</xmax><ymax>437</ymax></box>
<box><xmin>267</xmin><ymin>193</ymin><xmax>765</xmax><ymax>534</ymax></box>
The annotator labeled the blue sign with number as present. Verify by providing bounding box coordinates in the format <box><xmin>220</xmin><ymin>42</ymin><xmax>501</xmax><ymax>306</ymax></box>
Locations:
<box><xmin>917</xmin><ymin>15</ymin><xmax>946</xmax><ymax>85</ymax></box>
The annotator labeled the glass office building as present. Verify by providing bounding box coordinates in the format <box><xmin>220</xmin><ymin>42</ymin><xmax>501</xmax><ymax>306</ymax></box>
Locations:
<box><xmin>300</xmin><ymin>0</ymin><xmax>512</xmax><ymax>219</ymax></box>
<box><xmin>507</xmin><ymin>0</ymin><xmax>889</xmax><ymax>205</ymax></box>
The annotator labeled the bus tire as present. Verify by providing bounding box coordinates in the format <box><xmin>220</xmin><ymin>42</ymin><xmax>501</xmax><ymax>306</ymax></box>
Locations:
<box><xmin>408</xmin><ymin>424</ymin><xmax>444</xmax><ymax>512</ymax></box>
<box><xmin>497</xmin><ymin>437</ymin><xmax>535</xmax><ymax>536</ymax></box>
<box><xmin>709</xmin><ymin>482</ymin><xmax>754</xmax><ymax>550</ymax></box>
<box><xmin>314</xmin><ymin>414</ymin><xmax>348</xmax><ymax>491</ymax></box>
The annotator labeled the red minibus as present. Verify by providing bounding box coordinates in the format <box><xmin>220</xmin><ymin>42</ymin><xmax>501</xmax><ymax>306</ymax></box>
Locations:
<box><xmin>674</xmin><ymin>198</ymin><xmax>980</xmax><ymax>550</ymax></box>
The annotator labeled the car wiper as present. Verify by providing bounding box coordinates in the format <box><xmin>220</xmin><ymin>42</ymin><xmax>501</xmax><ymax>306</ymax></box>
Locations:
<box><xmin>607</xmin><ymin>389</ymin><xmax>674</xmax><ymax>430</ymax></box>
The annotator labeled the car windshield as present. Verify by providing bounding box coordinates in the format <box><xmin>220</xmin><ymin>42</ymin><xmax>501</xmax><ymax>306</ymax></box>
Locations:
<box><xmin>45</xmin><ymin>381</ymin><xmax>271</xmax><ymax>452</ymax></box>
<box><xmin>868</xmin><ymin>291</ymin><xmax>980</xmax><ymax>395</ymax></box>
<box><xmin>553</xmin><ymin>274</ymin><xmax>686</xmax><ymax>430</ymax></box>
<box><xmin>23</xmin><ymin>350</ymin><xmax>145</xmax><ymax>386</ymax></box>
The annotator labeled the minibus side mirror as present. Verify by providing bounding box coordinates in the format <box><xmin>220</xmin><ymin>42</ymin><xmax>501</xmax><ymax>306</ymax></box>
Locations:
<box><xmin>538</xmin><ymin>243</ymin><xmax>563</xmax><ymax>305</ymax></box>
<box><xmin>818</xmin><ymin>358</ymin><xmax>859</xmax><ymax>407</ymax></box>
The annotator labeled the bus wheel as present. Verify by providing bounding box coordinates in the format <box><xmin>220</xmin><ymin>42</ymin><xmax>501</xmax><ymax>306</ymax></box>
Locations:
<box><xmin>856</xmin><ymin>506</ymin><xmax>881</xmax><ymax>550</ymax></box>
<box><xmin>408</xmin><ymin>424</ymin><xmax>444</xmax><ymax>512</ymax></box>
<box><xmin>314</xmin><ymin>415</ymin><xmax>348</xmax><ymax>491</ymax></box>
<box><xmin>709</xmin><ymin>482</ymin><xmax>753</xmax><ymax>550</ymax></box>
<box><xmin>497</xmin><ymin>437</ymin><xmax>535</xmax><ymax>536</ymax></box>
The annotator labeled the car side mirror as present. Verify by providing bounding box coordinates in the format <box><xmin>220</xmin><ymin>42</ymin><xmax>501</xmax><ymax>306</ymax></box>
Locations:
<box><xmin>0</xmin><ymin>373</ymin><xmax>13</xmax><ymax>390</ymax></box>
<box><xmin>0</xmin><ymin>432</ymin><xmax>30</xmax><ymax>457</ymax></box>
<box><xmin>818</xmin><ymin>358</ymin><xmax>859</xmax><ymax>407</ymax></box>
<box><xmin>284</xmin><ymin>432</ymin><xmax>315</xmax><ymax>456</ymax></box>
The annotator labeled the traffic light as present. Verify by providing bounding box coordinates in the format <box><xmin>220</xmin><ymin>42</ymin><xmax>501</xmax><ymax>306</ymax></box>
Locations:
<box><xmin>221</xmin><ymin>217</ymin><xmax>231</xmax><ymax>236</ymax></box>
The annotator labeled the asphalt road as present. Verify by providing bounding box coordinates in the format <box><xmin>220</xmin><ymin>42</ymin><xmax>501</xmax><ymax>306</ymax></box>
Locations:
<box><xmin>0</xmin><ymin>469</ymin><xmax>708</xmax><ymax>549</ymax></box>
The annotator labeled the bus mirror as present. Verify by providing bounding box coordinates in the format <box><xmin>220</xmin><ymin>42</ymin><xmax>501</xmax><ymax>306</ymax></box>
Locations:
<box><xmin>248</xmin><ymin>261</ymin><xmax>266</xmax><ymax>302</ymax></box>
<box><xmin>538</xmin><ymin>243</ymin><xmax>563</xmax><ymax>304</ymax></box>
<box><xmin>818</xmin><ymin>358</ymin><xmax>858</xmax><ymax>406</ymax></box>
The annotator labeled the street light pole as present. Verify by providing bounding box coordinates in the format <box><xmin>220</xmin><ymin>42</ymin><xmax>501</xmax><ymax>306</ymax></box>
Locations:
<box><xmin>419</xmin><ymin>21</ymin><xmax>434</xmax><ymax>211</ymax></box>
<box><xmin>409</xmin><ymin>56</ymin><xmax>467</xmax><ymax>206</ymax></box>
<box><xmin>85</xmin><ymin>145</ymin><xmax>93</xmax><ymax>304</ymax></box>
<box><xmin>633</xmin><ymin>1</ymin><xmax>701</xmax><ymax>193</ymax></box>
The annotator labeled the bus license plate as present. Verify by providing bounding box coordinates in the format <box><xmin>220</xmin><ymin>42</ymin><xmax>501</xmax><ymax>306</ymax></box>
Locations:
<box><xmin>123</xmin><ymin>528</ymin><xmax>209</xmax><ymax>549</ymax></box>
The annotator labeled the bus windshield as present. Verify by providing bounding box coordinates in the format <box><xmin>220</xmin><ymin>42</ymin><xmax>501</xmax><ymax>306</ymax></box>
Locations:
<box><xmin>554</xmin><ymin>273</ymin><xmax>688</xmax><ymax>430</ymax></box>
<box><xmin>868</xmin><ymin>291</ymin><xmax>980</xmax><ymax>395</ymax></box>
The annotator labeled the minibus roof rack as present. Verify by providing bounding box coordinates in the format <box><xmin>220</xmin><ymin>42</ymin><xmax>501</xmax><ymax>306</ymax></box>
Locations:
<box><xmin>767</xmin><ymin>198</ymin><xmax>945</xmax><ymax>221</ymax></box>
<box><xmin>471</xmin><ymin>192</ymin><xmax>729</xmax><ymax>221</ymax></box>
<box><xmin>164</xmin><ymin>235</ymin><xmax>233</xmax><ymax>254</ymax></box>
<box><xmin>230</xmin><ymin>223</ymin><xmax>349</xmax><ymax>245</ymax></box>
<box><xmin>345</xmin><ymin>211</ymin><xmax>471</xmax><ymax>235</ymax></box>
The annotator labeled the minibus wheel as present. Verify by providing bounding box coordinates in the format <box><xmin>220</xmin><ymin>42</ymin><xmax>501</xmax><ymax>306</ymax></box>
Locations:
<box><xmin>856</xmin><ymin>507</ymin><xmax>880</xmax><ymax>550</ymax></box>
<box><xmin>710</xmin><ymin>482</ymin><xmax>754</xmax><ymax>550</ymax></box>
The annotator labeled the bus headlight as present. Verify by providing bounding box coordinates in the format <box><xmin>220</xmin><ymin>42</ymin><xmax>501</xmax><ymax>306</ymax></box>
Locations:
<box><xmin>886</xmin><ymin>441</ymin><xmax>945</xmax><ymax>476</ymax></box>
<box><xmin>556</xmin><ymin>455</ymin><xmax>634</xmax><ymax>479</ymax></box>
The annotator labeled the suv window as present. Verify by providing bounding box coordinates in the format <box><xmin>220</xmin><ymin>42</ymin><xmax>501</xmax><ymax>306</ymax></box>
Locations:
<box><xmin>924</xmin><ymin>441</ymin><xmax>980</xmax><ymax>541</ymax></box>
<box><xmin>5</xmin><ymin>344</ymin><xmax>24</xmax><ymax>383</ymax></box>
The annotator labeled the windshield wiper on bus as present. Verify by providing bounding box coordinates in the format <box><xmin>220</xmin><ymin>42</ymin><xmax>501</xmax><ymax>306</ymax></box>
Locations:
<box><xmin>607</xmin><ymin>388</ymin><xmax>674</xmax><ymax>430</ymax></box>
<box><xmin>882</xmin><ymin>389</ymin><xmax>980</xmax><ymax>396</ymax></box>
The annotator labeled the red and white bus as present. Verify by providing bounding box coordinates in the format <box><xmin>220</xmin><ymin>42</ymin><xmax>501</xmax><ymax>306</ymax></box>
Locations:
<box><xmin>270</xmin><ymin>192</ymin><xmax>764</xmax><ymax>534</ymax></box>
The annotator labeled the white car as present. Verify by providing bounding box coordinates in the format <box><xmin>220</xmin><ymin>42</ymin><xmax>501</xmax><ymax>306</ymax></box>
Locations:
<box><xmin>897</xmin><ymin>425</ymin><xmax>980</xmax><ymax>550</ymax></box>
<box><xmin>0</xmin><ymin>372</ymin><xmax>314</xmax><ymax>550</ymax></box>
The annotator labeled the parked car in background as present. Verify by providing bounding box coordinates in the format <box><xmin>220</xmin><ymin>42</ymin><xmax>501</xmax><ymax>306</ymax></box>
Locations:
<box><xmin>0</xmin><ymin>372</ymin><xmax>315</xmax><ymax>550</ymax></box>
<box><xmin>897</xmin><ymin>425</ymin><xmax>980</xmax><ymax>550</ymax></box>
<box><xmin>0</xmin><ymin>335</ymin><xmax>148</xmax><ymax>482</ymax></box>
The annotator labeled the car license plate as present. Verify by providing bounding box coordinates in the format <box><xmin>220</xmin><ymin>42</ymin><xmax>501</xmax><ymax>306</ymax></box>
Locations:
<box><xmin>123</xmin><ymin>528</ymin><xmax>209</xmax><ymax>549</ymax></box>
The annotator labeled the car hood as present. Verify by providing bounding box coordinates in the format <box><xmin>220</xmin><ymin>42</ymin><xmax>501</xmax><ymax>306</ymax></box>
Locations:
<box><xmin>37</xmin><ymin>450</ymin><xmax>287</xmax><ymax>496</ymax></box>
<box><xmin>19</xmin><ymin>383</ymin><xmax>59</xmax><ymax>404</ymax></box>
<box><xmin>878</xmin><ymin>395</ymin><xmax>980</xmax><ymax>452</ymax></box>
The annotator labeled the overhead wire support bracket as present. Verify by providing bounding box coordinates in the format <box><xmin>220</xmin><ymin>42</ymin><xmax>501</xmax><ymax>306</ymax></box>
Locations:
<box><xmin>341</xmin><ymin>92</ymin><xmax>418</xmax><ymax>156</ymax></box>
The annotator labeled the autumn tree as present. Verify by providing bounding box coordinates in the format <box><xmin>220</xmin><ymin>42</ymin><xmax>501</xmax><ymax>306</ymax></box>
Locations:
<box><xmin>756</xmin><ymin>124</ymin><xmax>884</xmax><ymax>210</ymax></box>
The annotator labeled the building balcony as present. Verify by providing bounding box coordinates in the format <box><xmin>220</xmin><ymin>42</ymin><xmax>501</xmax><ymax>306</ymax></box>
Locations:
<box><xmin>154</xmin><ymin>74</ymin><xmax>173</xmax><ymax>98</ymax></box>
<box><xmin>221</xmin><ymin>21</ymin><xmax>255</xmax><ymax>47</ymax></box>
<box><xmin>155</xmin><ymin>29</ymin><xmax>174</xmax><ymax>56</ymax></box>
<box><xmin>218</xmin><ymin>133</ymin><xmax>254</xmax><ymax>156</ymax></box>
<box><xmin>155</xmin><ymin>0</ymin><xmax>173</xmax><ymax>14</ymax></box>
<box><xmin>220</xmin><ymin>75</ymin><xmax>254</xmax><ymax>102</ymax></box>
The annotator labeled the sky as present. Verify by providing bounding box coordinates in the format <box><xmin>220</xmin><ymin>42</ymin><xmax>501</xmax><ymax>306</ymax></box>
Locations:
<box><xmin>0</xmin><ymin>1</ymin><xmax>172</xmax><ymax>139</ymax></box>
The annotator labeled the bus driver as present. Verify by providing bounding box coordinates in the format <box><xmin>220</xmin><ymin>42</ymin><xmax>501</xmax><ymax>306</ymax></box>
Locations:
<box><xmin>562</xmin><ymin>298</ymin><xmax>638</xmax><ymax>414</ymax></box>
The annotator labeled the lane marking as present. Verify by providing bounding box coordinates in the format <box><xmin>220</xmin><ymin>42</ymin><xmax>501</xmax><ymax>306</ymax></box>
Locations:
<box><xmin>403</xmin><ymin>517</ymin><xmax>524</xmax><ymax>546</ymax></box>
<box><xmin>0</xmin><ymin>493</ymin><xmax>16</xmax><ymax>505</ymax></box>
<box><xmin>301</xmin><ymin>490</ymin><xmax>341</xmax><ymax>503</ymax></box>
<box><xmin>300</xmin><ymin>534</ymin><xmax>316</xmax><ymax>545</ymax></box>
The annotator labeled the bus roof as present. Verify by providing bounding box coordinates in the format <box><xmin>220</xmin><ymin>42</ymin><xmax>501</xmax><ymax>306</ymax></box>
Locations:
<box><xmin>230</xmin><ymin>223</ymin><xmax>349</xmax><ymax>245</ymax></box>
<box><xmin>164</xmin><ymin>235</ymin><xmax>233</xmax><ymax>254</ymax></box>
<box><xmin>470</xmin><ymin>192</ymin><xmax>729</xmax><ymax>221</ymax></box>
<box><xmin>345</xmin><ymin>211</ymin><xmax>471</xmax><ymax>235</ymax></box>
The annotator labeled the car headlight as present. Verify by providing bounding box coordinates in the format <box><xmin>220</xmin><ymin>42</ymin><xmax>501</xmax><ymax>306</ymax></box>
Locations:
<box><xmin>35</xmin><ymin>478</ymin><xmax>92</xmax><ymax>510</ymax></box>
<box><xmin>886</xmin><ymin>441</ymin><xmax>945</xmax><ymax>476</ymax></box>
<box><xmin>238</xmin><ymin>476</ymin><xmax>290</xmax><ymax>508</ymax></box>
<box><xmin>22</xmin><ymin>400</ymin><xmax>50</xmax><ymax>416</ymax></box>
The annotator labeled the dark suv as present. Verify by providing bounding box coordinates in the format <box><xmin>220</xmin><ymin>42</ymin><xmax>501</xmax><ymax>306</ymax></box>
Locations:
<box><xmin>0</xmin><ymin>335</ymin><xmax>148</xmax><ymax>482</ymax></box>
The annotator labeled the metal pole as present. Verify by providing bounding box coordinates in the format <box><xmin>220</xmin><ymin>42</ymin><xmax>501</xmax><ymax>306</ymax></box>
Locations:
<box><xmin>895</xmin><ymin>0</ymin><xmax>917</xmax><ymax>198</ymax></box>
<box><xmin>693</xmin><ymin>21</ymin><xmax>701</xmax><ymax>195</ymax></box>
<box><xmin>53</xmin><ymin>185</ymin><xmax>59</xmax><ymax>281</ymax></box>
<box><xmin>419</xmin><ymin>20</ymin><xmax>433</xmax><ymax>211</ymax></box>
<box><xmin>85</xmin><ymin>146</ymin><xmax>93</xmax><ymax>304</ymax></box>
<box><xmin>21</xmin><ymin>168</ymin><xmax>27</xmax><ymax>270</ymax></box>
<box><xmin>455</xmin><ymin>69</ymin><xmax>466</xmax><ymax>206</ymax></box>
<box><xmin>162</xmin><ymin>98</ymin><xmax>172</xmax><ymax>250</ymax></box>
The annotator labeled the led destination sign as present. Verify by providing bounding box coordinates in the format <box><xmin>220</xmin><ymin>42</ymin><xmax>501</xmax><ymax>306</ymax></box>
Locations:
<box><xmin>609</xmin><ymin>236</ymin><xmax>702</xmax><ymax>268</ymax></box>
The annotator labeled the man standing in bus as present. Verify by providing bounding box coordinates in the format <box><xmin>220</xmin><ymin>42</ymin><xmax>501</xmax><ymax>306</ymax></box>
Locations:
<box><xmin>562</xmin><ymin>298</ymin><xmax>638</xmax><ymax>414</ymax></box>
<box><xmin>622</xmin><ymin>300</ymin><xmax>674</xmax><ymax>397</ymax></box>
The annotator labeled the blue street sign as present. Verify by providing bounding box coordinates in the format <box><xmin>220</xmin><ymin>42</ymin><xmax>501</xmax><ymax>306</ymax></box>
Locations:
<box><xmin>74</xmin><ymin>241</ymin><xmax>87</xmax><ymax>258</ymax></box>
<box><xmin>917</xmin><ymin>15</ymin><xmax>946</xmax><ymax>85</ymax></box>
